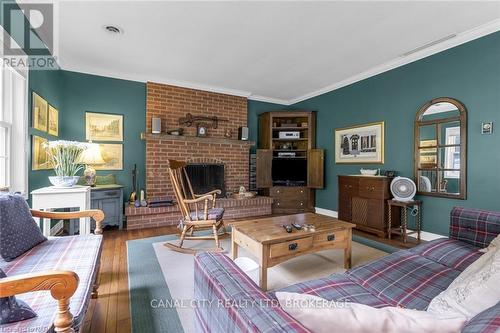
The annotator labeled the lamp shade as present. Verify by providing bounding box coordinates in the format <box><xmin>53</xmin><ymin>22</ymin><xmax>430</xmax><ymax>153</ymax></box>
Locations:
<box><xmin>77</xmin><ymin>143</ymin><xmax>105</xmax><ymax>165</ymax></box>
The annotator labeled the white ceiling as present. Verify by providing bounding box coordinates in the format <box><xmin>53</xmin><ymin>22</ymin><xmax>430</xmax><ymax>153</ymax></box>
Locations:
<box><xmin>44</xmin><ymin>1</ymin><xmax>500</xmax><ymax>104</ymax></box>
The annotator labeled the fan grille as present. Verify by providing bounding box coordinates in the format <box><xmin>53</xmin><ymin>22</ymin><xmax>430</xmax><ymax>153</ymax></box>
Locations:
<box><xmin>391</xmin><ymin>177</ymin><xmax>416</xmax><ymax>200</ymax></box>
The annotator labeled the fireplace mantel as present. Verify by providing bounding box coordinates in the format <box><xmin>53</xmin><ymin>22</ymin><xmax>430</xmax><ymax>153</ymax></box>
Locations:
<box><xmin>141</xmin><ymin>132</ymin><xmax>255</xmax><ymax>146</ymax></box>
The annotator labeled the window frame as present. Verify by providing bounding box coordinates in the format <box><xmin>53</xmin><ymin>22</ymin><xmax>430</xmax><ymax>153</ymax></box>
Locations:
<box><xmin>0</xmin><ymin>27</ymin><xmax>29</xmax><ymax>195</ymax></box>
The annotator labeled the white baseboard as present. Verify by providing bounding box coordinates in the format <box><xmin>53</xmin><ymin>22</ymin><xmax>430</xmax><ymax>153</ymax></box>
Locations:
<box><xmin>314</xmin><ymin>207</ymin><xmax>338</xmax><ymax>218</ymax></box>
<box><xmin>314</xmin><ymin>207</ymin><xmax>444</xmax><ymax>242</ymax></box>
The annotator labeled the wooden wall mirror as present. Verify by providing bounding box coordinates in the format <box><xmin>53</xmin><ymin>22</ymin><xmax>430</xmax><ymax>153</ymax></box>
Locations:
<box><xmin>414</xmin><ymin>97</ymin><xmax>467</xmax><ymax>199</ymax></box>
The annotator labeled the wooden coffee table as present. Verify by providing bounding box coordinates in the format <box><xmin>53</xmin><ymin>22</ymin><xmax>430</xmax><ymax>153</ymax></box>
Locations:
<box><xmin>230</xmin><ymin>213</ymin><xmax>355</xmax><ymax>291</ymax></box>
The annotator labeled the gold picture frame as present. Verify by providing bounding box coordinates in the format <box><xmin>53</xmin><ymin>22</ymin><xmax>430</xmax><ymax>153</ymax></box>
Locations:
<box><xmin>86</xmin><ymin>112</ymin><xmax>123</xmax><ymax>142</ymax></box>
<box><xmin>334</xmin><ymin>121</ymin><xmax>385</xmax><ymax>164</ymax></box>
<box><xmin>32</xmin><ymin>92</ymin><xmax>48</xmax><ymax>132</ymax></box>
<box><xmin>94</xmin><ymin>143</ymin><xmax>123</xmax><ymax>170</ymax></box>
<box><xmin>48</xmin><ymin>105</ymin><xmax>58</xmax><ymax>136</ymax></box>
<box><xmin>32</xmin><ymin>135</ymin><xmax>51</xmax><ymax>170</ymax></box>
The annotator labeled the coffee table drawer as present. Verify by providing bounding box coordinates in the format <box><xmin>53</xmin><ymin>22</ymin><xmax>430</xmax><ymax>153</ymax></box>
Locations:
<box><xmin>269</xmin><ymin>237</ymin><xmax>312</xmax><ymax>259</ymax></box>
<box><xmin>313</xmin><ymin>229</ymin><xmax>347</xmax><ymax>247</ymax></box>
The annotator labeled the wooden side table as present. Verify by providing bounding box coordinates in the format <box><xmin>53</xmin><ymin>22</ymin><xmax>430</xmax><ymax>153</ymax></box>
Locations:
<box><xmin>387</xmin><ymin>200</ymin><xmax>422</xmax><ymax>243</ymax></box>
<box><xmin>31</xmin><ymin>186</ymin><xmax>91</xmax><ymax>237</ymax></box>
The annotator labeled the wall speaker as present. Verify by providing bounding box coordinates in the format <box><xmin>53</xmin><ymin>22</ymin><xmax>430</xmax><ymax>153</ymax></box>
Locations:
<box><xmin>152</xmin><ymin>117</ymin><xmax>161</xmax><ymax>134</ymax></box>
<box><xmin>238</xmin><ymin>127</ymin><xmax>249</xmax><ymax>141</ymax></box>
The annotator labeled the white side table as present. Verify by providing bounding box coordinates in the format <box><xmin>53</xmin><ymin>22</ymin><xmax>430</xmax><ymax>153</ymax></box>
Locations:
<box><xmin>31</xmin><ymin>186</ymin><xmax>91</xmax><ymax>237</ymax></box>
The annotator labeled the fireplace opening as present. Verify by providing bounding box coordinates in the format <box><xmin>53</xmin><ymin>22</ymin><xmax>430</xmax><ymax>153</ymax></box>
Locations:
<box><xmin>185</xmin><ymin>163</ymin><xmax>226</xmax><ymax>198</ymax></box>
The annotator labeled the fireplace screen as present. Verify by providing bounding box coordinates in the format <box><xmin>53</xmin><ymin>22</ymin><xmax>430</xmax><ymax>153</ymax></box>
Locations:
<box><xmin>185</xmin><ymin>163</ymin><xmax>226</xmax><ymax>198</ymax></box>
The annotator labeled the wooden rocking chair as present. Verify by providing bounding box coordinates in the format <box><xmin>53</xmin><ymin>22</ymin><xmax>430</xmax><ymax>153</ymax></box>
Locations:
<box><xmin>163</xmin><ymin>160</ymin><xmax>228</xmax><ymax>254</ymax></box>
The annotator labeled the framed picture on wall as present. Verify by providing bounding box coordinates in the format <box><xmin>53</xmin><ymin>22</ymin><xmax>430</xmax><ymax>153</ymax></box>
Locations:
<box><xmin>86</xmin><ymin>112</ymin><xmax>123</xmax><ymax>142</ymax></box>
<box><xmin>334</xmin><ymin>121</ymin><xmax>384</xmax><ymax>164</ymax></box>
<box><xmin>48</xmin><ymin>105</ymin><xmax>58</xmax><ymax>136</ymax></box>
<box><xmin>32</xmin><ymin>92</ymin><xmax>48</xmax><ymax>132</ymax></box>
<box><xmin>94</xmin><ymin>143</ymin><xmax>123</xmax><ymax>170</ymax></box>
<box><xmin>32</xmin><ymin>135</ymin><xmax>51</xmax><ymax>170</ymax></box>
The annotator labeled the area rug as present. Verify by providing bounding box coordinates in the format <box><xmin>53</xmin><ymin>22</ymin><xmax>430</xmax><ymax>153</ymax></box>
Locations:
<box><xmin>127</xmin><ymin>233</ymin><xmax>389</xmax><ymax>333</ymax></box>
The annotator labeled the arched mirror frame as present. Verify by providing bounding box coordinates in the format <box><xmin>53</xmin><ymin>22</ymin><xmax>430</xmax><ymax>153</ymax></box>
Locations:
<box><xmin>414</xmin><ymin>97</ymin><xmax>467</xmax><ymax>199</ymax></box>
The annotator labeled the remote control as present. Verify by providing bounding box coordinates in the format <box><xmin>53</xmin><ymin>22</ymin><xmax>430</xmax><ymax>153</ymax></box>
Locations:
<box><xmin>292</xmin><ymin>223</ymin><xmax>302</xmax><ymax>230</ymax></box>
<box><xmin>282</xmin><ymin>224</ymin><xmax>293</xmax><ymax>233</ymax></box>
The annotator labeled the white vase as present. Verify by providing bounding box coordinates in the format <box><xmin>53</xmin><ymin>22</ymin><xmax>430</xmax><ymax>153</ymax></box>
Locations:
<box><xmin>48</xmin><ymin>176</ymin><xmax>80</xmax><ymax>187</ymax></box>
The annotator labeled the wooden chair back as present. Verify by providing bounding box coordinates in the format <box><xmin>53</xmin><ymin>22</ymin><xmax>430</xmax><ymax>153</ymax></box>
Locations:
<box><xmin>167</xmin><ymin>160</ymin><xmax>195</xmax><ymax>219</ymax></box>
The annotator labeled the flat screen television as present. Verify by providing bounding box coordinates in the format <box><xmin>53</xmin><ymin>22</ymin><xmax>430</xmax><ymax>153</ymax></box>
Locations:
<box><xmin>272</xmin><ymin>159</ymin><xmax>307</xmax><ymax>186</ymax></box>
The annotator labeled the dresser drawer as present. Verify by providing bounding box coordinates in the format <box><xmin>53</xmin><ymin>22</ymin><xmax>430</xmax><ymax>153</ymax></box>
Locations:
<box><xmin>269</xmin><ymin>237</ymin><xmax>313</xmax><ymax>259</ymax></box>
<box><xmin>358</xmin><ymin>178</ymin><xmax>385</xmax><ymax>199</ymax></box>
<box><xmin>91</xmin><ymin>189</ymin><xmax>121</xmax><ymax>200</ymax></box>
<box><xmin>313</xmin><ymin>229</ymin><xmax>347</xmax><ymax>248</ymax></box>
<box><xmin>271</xmin><ymin>187</ymin><xmax>308</xmax><ymax>199</ymax></box>
<box><xmin>271</xmin><ymin>187</ymin><xmax>309</xmax><ymax>210</ymax></box>
<box><xmin>339</xmin><ymin>177</ymin><xmax>359</xmax><ymax>195</ymax></box>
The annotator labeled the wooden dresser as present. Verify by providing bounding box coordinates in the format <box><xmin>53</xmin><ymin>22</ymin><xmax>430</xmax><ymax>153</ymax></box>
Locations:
<box><xmin>338</xmin><ymin>175</ymin><xmax>399</xmax><ymax>237</ymax></box>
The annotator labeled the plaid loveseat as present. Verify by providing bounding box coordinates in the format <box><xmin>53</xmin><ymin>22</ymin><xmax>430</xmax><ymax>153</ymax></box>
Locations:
<box><xmin>0</xmin><ymin>234</ymin><xmax>103</xmax><ymax>332</ymax></box>
<box><xmin>194</xmin><ymin>207</ymin><xmax>500</xmax><ymax>333</ymax></box>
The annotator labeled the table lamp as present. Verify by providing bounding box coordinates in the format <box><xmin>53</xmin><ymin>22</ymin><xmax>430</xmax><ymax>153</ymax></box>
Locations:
<box><xmin>77</xmin><ymin>143</ymin><xmax>105</xmax><ymax>186</ymax></box>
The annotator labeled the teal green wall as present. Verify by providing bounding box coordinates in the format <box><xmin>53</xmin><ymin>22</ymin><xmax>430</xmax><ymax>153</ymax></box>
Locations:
<box><xmin>289</xmin><ymin>31</ymin><xmax>500</xmax><ymax>236</ymax></box>
<box><xmin>28</xmin><ymin>70</ymin><xmax>146</xmax><ymax>201</ymax></box>
<box><xmin>28</xmin><ymin>69</ymin><xmax>63</xmax><ymax>195</ymax></box>
<box><xmin>247</xmin><ymin>100</ymin><xmax>287</xmax><ymax>152</ymax></box>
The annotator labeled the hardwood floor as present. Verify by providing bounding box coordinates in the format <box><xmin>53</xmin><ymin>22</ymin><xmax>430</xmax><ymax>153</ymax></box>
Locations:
<box><xmin>81</xmin><ymin>218</ymin><xmax>418</xmax><ymax>332</ymax></box>
<box><xmin>81</xmin><ymin>226</ymin><xmax>177</xmax><ymax>333</ymax></box>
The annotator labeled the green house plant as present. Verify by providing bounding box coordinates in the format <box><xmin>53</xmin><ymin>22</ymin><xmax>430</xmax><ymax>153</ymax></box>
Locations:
<box><xmin>44</xmin><ymin>140</ymin><xmax>86</xmax><ymax>187</ymax></box>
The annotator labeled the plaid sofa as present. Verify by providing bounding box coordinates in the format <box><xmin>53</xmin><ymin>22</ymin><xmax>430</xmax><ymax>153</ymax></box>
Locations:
<box><xmin>194</xmin><ymin>207</ymin><xmax>500</xmax><ymax>333</ymax></box>
<box><xmin>0</xmin><ymin>234</ymin><xmax>102</xmax><ymax>332</ymax></box>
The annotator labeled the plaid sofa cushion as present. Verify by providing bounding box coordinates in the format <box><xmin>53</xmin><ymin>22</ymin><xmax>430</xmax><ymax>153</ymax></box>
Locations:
<box><xmin>346</xmin><ymin>251</ymin><xmax>461</xmax><ymax>310</ymax></box>
<box><xmin>194</xmin><ymin>252</ymin><xmax>309</xmax><ymax>333</ymax></box>
<box><xmin>271</xmin><ymin>274</ymin><xmax>392</xmax><ymax>308</ymax></box>
<box><xmin>409</xmin><ymin>238</ymin><xmax>483</xmax><ymax>271</ymax></box>
<box><xmin>450</xmin><ymin>207</ymin><xmax>500</xmax><ymax>248</ymax></box>
<box><xmin>462</xmin><ymin>301</ymin><xmax>500</xmax><ymax>333</ymax></box>
<box><xmin>0</xmin><ymin>234</ymin><xmax>102</xmax><ymax>333</ymax></box>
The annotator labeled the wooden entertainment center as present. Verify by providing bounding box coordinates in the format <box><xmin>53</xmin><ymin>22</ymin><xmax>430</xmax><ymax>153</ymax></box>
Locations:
<box><xmin>256</xmin><ymin>111</ymin><xmax>324</xmax><ymax>214</ymax></box>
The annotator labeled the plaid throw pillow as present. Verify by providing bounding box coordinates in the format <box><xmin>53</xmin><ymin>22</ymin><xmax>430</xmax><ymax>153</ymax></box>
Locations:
<box><xmin>0</xmin><ymin>269</ymin><xmax>37</xmax><ymax>324</ymax></box>
<box><xmin>0</xmin><ymin>193</ymin><xmax>47</xmax><ymax>261</ymax></box>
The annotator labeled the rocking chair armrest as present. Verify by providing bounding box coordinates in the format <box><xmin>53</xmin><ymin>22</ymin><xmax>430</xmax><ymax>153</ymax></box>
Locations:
<box><xmin>183</xmin><ymin>194</ymin><xmax>214</xmax><ymax>204</ymax></box>
<box><xmin>30</xmin><ymin>209</ymin><xmax>105</xmax><ymax>235</ymax></box>
<box><xmin>194</xmin><ymin>189</ymin><xmax>221</xmax><ymax>198</ymax></box>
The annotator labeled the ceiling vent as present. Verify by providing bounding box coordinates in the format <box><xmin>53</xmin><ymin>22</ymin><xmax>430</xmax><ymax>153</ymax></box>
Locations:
<box><xmin>401</xmin><ymin>34</ymin><xmax>456</xmax><ymax>57</ymax></box>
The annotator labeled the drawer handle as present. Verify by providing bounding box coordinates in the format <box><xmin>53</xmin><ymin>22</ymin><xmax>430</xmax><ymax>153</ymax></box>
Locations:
<box><xmin>277</xmin><ymin>202</ymin><xmax>280</xmax><ymax>206</ymax></box>
<box><xmin>300</xmin><ymin>202</ymin><xmax>303</xmax><ymax>206</ymax></box>
<box><xmin>277</xmin><ymin>190</ymin><xmax>280</xmax><ymax>193</ymax></box>
<box><xmin>327</xmin><ymin>234</ymin><xmax>335</xmax><ymax>241</ymax></box>
<box><xmin>288</xmin><ymin>243</ymin><xmax>298</xmax><ymax>251</ymax></box>
<box><xmin>366</xmin><ymin>186</ymin><xmax>375</xmax><ymax>191</ymax></box>
<box><xmin>106</xmin><ymin>191</ymin><xmax>119</xmax><ymax>196</ymax></box>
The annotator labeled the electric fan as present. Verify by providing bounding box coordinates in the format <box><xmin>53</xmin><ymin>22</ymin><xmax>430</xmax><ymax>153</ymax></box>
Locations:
<box><xmin>390</xmin><ymin>177</ymin><xmax>416</xmax><ymax>202</ymax></box>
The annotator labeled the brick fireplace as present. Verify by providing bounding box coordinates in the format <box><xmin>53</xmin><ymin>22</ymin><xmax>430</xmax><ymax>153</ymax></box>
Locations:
<box><xmin>125</xmin><ymin>82</ymin><xmax>272</xmax><ymax>230</ymax></box>
<box><xmin>145</xmin><ymin>82</ymin><xmax>249</xmax><ymax>199</ymax></box>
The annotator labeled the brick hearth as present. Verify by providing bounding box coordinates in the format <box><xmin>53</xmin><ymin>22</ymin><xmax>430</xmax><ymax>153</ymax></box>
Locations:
<box><xmin>125</xmin><ymin>197</ymin><xmax>273</xmax><ymax>230</ymax></box>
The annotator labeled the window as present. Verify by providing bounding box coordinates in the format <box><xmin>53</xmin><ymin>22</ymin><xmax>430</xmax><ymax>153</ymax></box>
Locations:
<box><xmin>444</xmin><ymin>126</ymin><xmax>460</xmax><ymax>179</ymax></box>
<box><xmin>0</xmin><ymin>36</ymin><xmax>28</xmax><ymax>194</ymax></box>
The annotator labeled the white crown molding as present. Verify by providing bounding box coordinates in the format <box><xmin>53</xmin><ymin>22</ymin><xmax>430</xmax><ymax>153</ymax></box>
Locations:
<box><xmin>59</xmin><ymin>63</ymin><xmax>254</xmax><ymax>98</ymax></box>
<box><xmin>58</xmin><ymin>18</ymin><xmax>500</xmax><ymax>105</ymax></box>
<box><xmin>288</xmin><ymin>18</ymin><xmax>500</xmax><ymax>105</ymax></box>
<box><xmin>247</xmin><ymin>94</ymin><xmax>289</xmax><ymax>105</ymax></box>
